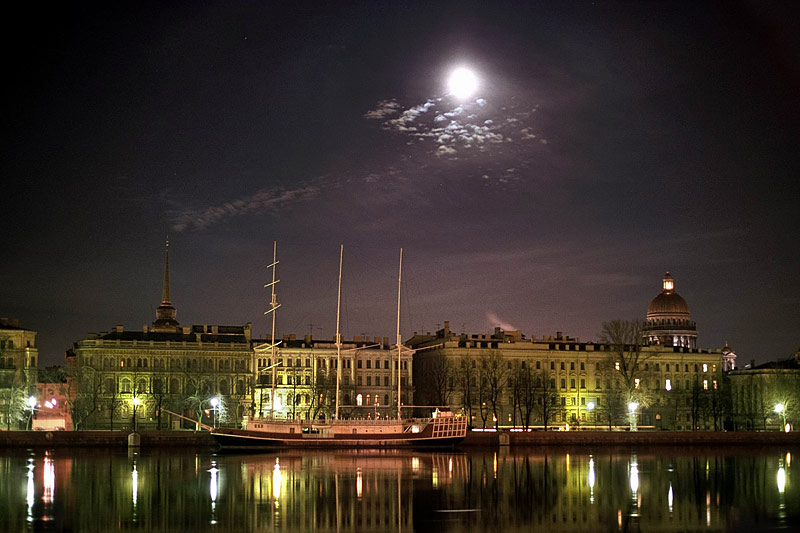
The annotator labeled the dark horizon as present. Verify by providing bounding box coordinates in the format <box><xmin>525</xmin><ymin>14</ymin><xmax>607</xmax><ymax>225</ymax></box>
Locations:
<box><xmin>2</xmin><ymin>2</ymin><xmax>798</xmax><ymax>366</ymax></box>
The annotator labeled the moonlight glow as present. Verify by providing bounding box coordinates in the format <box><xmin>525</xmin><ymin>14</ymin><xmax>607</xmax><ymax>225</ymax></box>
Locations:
<box><xmin>447</xmin><ymin>67</ymin><xmax>478</xmax><ymax>99</ymax></box>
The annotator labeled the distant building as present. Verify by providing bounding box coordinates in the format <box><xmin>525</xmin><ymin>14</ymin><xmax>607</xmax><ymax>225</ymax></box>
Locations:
<box><xmin>34</xmin><ymin>367</ymin><xmax>72</xmax><ymax>431</ymax></box>
<box><xmin>0</xmin><ymin>318</ymin><xmax>39</xmax><ymax>429</ymax></box>
<box><xmin>728</xmin><ymin>349</ymin><xmax>800</xmax><ymax>431</ymax></box>
<box><xmin>410</xmin><ymin>273</ymin><xmax>730</xmax><ymax>431</ymax></box>
<box><xmin>66</xmin><ymin>241</ymin><xmax>254</xmax><ymax>430</ymax></box>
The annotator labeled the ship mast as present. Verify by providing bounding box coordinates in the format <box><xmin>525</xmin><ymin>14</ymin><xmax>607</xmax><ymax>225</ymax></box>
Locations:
<box><xmin>264</xmin><ymin>241</ymin><xmax>281</xmax><ymax>418</ymax></box>
<box><xmin>396</xmin><ymin>248</ymin><xmax>403</xmax><ymax>420</ymax></box>
<box><xmin>334</xmin><ymin>244</ymin><xmax>343</xmax><ymax>420</ymax></box>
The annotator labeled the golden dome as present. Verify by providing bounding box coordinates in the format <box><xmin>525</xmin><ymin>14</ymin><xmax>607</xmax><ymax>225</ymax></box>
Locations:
<box><xmin>646</xmin><ymin>271</ymin><xmax>691</xmax><ymax>320</ymax></box>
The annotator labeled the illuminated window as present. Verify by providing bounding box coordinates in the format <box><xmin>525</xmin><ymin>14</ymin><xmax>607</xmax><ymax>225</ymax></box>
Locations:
<box><xmin>356</xmin><ymin>394</ymin><xmax>362</xmax><ymax>406</ymax></box>
<box><xmin>702</xmin><ymin>364</ymin><xmax>708</xmax><ymax>373</ymax></box>
<box><xmin>713</xmin><ymin>380</ymin><xmax>718</xmax><ymax>390</ymax></box>
<box><xmin>665</xmin><ymin>379</ymin><xmax>672</xmax><ymax>391</ymax></box>
<box><xmin>703</xmin><ymin>380</ymin><xmax>708</xmax><ymax>390</ymax></box>
<box><xmin>615</xmin><ymin>361</ymin><xmax>620</xmax><ymax>371</ymax></box>
<box><xmin>366</xmin><ymin>394</ymin><xmax>371</xmax><ymax>405</ymax></box>
<box><xmin>634</xmin><ymin>378</ymin><xmax>640</xmax><ymax>389</ymax></box>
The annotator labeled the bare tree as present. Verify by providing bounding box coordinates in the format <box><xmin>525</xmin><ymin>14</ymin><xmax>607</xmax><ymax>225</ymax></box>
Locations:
<box><xmin>532</xmin><ymin>371</ymin><xmax>562</xmax><ymax>430</ymax></box>
<box><xmin>483</xmin><ymin>353</ymin><xmax>508</xmax><ymax>428</ymax></box>
<box><xmin>599</xmin><ymin>319</ymin><xmax>653</xmax><ymax>408</ymax></box>
<box><xmin>511</xmin><ymin>362</ymin><xmax>537</xmax><ymax>429</ymax></box>
<box><xmin>426</xmin><ymin>352</ymin><xmax>456</xmax><ymax>407</ymax></box>
<box><xmin>456</xmin><ymin>352</ymin><xmax>477</xmax><ymax>426</ymax></box>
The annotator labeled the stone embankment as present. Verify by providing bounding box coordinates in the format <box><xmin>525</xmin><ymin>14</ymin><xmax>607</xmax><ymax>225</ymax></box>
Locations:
<box><xmin>0</xmin><ymin>430</ymin><xmax>216</xmax><ymax>448</ymax></box>
<box><xmin>2</xmin><ymin>429</ymin><xmax>799</xmax><ymax>449</ymax></box>
<box><xmin>463</xmin><ymin>429</ymin><xmax>800</xmax><ymax>448</ymax></box>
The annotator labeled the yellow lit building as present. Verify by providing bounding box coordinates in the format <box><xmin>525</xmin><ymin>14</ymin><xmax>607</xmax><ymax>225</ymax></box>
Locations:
<box><xmin>410</xmin><ymin>273</ymin><xmax>731</xmax><ymax>430</ymax></box>
<box><xmin>0</xmin><ymin>318</ymin><xmax>39</xmax><ymax>429</ymax></box>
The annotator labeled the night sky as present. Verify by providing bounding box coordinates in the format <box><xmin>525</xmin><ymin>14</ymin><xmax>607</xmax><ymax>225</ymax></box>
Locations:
<box><xmin>3</xmin><ymin>2</ymin><xmax>798</xmax><ymax>366</ymax></box>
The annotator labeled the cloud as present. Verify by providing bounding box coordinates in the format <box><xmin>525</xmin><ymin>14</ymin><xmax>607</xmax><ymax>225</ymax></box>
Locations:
<box><xmin>169</xmin><ymin>184</ymin><xmax>321</xmax><ymax>232</ymax></box>
<box><xmin>363</xmin><ymin>99</ymin><xmax>401</xmax><ymax>120</ymax></box>
<box><xmin>486</xmin><ymin>312</ymin><xmax>516</xmax><ymax>331</ymax></box>
<box><xmin>366</xmin><ymin>95</ymin><xmax>546</xmax><ymax>161</ymax></box>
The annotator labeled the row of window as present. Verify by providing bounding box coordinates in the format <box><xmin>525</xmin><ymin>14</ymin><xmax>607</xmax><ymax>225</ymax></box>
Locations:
<box><xmin>258</xmin><ymin>357</ymin><xmax>408</xmax><ymax>370</ymax></box>
<box><xmin>101</xmin><ymin>357</ymin><xmax>249</xmax><ymax>372</ymax></box>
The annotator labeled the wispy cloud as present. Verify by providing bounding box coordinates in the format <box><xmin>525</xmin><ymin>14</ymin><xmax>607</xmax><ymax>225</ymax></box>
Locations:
<box><xmin>169</xmin><ymin>184</ymin><xmax>321</xmax><ymax>232</ymax></box>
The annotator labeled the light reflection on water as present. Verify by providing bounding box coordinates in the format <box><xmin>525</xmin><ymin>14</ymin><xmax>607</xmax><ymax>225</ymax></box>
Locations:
<box><xmin>0</xmin><ymin>446</ymin><xmax>797</xmax><ymax>531</ymax></box>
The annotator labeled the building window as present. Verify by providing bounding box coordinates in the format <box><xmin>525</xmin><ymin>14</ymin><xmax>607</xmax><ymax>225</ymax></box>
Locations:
<box><xmin>570</xmin><ymin>379</ymin><xmax>575</xmax><ymax>389</ymax></box>
<box><xmin>384</xmin><ymin>376</ymin><xmax>389</xmax><ymax>386</ymax></box>
<box><xmin>580</xmin><ymin>362</ymin><xmax>585</xmax><ymax>371</ymax></box>
<box><xmin>570</xmin><ymin>362</ymin><xmax>575</xmax><ymax>370</ymax></box>
<box><xmin>356</xmin><ymin>394</ymin><xmax>363</xmax><ymax>406</ymax></box>
<box><xmin>366</xmin><ymin>376</ymin><xmax>372</xmax><ymax>386</ymax></box>
<box><xmin>366</xmin><ymin>360</ymin><xmax>371</xmax><ymax>369</ymax></box>
<box><xmin>634</xmin><ymin>378</ymin><xmax>640</xmax><ymax>389</ymax></box>
<box><xmin>702</xmin><ymin>363</ymin><xmax>708</xmax><ymax>373</ymax></box>
<box><xmin>560</xmin><ymin>378</ymin><xmax>566</xmax><ymax>389</ymax></box>
<box><xmin>665</xmin><ymin>379</ymin><xmax>672</xmax><ymax>391</ymax></box>
<box><xmin>560</xmin><ymin>362</ymin><xmax>565</xmax><ymax>370</ymax></box>
<box><xmin>615</xmin><ymin>361</ymin><xmax>620</xmax><ymax>371</ymax></box>
<box><xmin>580</xmin><ymin>379</ymin><xmax>585</xmax><ymax>389</ymax></box>
<box><xmin>384</xmin><ymin>360</ymin><xmax>389</xmax><ymax>369</ymax></box>
<box><xmin>357</xmin><ymin>376</ymin><xmax>362</xmax><ymax>386</ymax></box>
<box><xmin>703</xmin><ymin>379</ymin><xmax>708</xmax><ymax>390</ymax></box>
<box><xmin>550</xmin><ymin>362</ymin><xmax>555</xmax><ymax>370</ymax></box>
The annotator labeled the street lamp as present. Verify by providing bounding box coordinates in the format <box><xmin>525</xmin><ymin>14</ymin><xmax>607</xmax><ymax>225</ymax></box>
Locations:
<box><xmin>586</xmin><ymin>401</ymin><xmax>596</xmax><ymax>426</ymax></box>
<box><xmin>775</xmin><ymin>403</ymin><xmax>788</xmax><ymax>432</ymax></box>
<box><xmin>628</xmin><ymin>401</ymin><xmax>639</xmax><ymax>432</ymax></box>
<box><xmin>25</xmin><ymin>396</ymin><xmax>37</xmax><ymax>430</ymax></box>
<box><xmin>132</xmin><ymin>397</ymin><xmax>141</xmax><ymax>432</ymax></box>
<box><xmin>210</xmin><ymin>397</ymin><xmax>219</xmax><ymax>429</ymax></box>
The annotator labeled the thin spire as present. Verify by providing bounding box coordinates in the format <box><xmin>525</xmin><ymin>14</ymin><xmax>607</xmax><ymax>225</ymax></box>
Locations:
<box><xmin>153</xmin><ymin>236</ymin><xmax>179</xmax><ymax>331</ymax></box>
<box><xmin>162</xmin><ymin>237</ymin><xmax>171</xmax><ymax>305</ymax></box>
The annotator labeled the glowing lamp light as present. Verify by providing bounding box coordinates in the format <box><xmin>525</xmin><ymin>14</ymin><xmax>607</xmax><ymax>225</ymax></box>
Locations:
<box><xmin>26</xmin><ymin>396</ymin><xmax>37</xmax><ymax>409</ymax></box>
<box><xmin>665</xmin><ymin>379</ymin><xmax>672</xmax><ymax>392</ymax></box>
<box><xmin>210</xmin><ymin>397</ymin><xmax>219</xmax><ymax>408</ymax></box>
<box><xmin>132</xmin><ymin>397</ymin><xmax>141</xmax><ymax>407</ymax></box>
<box><xmin>775</xmin><ymin>403</ymin><xmax>785</xmax><ymax>414</ymax></box>
<box><xmin>628</xmin><ymin>402</ymin><xmax>638</xmax><ymax>414</ymax></box>
<box><xmin>586</xmin><ymin>401</ymin><xmax>596</xmax><ymax>411</ymax></box>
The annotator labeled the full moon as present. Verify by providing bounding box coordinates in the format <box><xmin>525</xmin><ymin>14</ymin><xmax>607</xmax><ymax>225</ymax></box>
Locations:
<box><xmin>447</xmin><ymin>67</ymin><xmax>478</xmax><ymax>100</ymax></box>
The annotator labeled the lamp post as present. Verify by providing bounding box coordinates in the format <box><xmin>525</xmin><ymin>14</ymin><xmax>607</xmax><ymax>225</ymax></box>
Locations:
<box><xmin>586</xmin><ymin>401</ymin><xmax>596</xmax><ymax>426</ymax></box>
<box><xmin>628</xmin><ymin>401</ymin><xmax>638</xmax><ymax>432</ymax></box>
<box><xmin>25</xmin><ymin>396</ymin><xmax>37</xmax><ymax>430</ymax></box>
<box><xmin>775</xmin><ymin>403</ymin><xmax>788</xmax><ymax>432</ymax></box>
<box><xmin>210</xmin><ymin>397</ymin><xmax>219</xmax><ymax>429</ymax></box>
<box><xmin>132</xmin><ymin>397</ymin><xmax>140</xmax><ymax>432</ymax></box>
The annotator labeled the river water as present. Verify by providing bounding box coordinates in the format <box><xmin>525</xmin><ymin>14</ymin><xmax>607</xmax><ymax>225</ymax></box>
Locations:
<box><xmin>0</xmin><ymin>446</ymin><xmax>797</xmax><ymax>531</ymax></box>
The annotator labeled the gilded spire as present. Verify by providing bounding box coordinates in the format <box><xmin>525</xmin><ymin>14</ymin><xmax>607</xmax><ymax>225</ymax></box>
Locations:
<box><xmin>162</xmin><ymin>237</ymin><xmax>171</xmax><ymax>305</ymax></box>
<box><xmin>153</xmin><ymin>236</ymin><xmax>179</xmax><ymax>331</ymax></box>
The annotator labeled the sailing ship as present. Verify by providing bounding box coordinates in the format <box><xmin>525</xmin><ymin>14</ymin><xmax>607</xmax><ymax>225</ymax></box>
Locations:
<box><xmin>211</xmin><ymin>244</ymin><xmax>467</xmax><ymax>449</ymax></box>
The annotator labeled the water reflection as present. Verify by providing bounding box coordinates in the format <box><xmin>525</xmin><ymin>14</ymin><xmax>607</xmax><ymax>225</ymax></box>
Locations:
<box><xmin>0</xmin><ymin>446</ymin><xmax>798</xmax><ymax>531</ymax></box>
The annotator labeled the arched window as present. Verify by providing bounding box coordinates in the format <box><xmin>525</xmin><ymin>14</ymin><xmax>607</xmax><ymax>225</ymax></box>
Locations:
<box><xmin>384</xmin><ymin>394</ymin><xmax>389</xmax><ymax>405</ymax></box>
<box><xmin>137</xmin><ymin>380</ymin><xmax>147</xmax><ymax>394</ymax></box>
<box><xmin>170</xmin><ymin>379</ymin><xmax>180</xmax><ymax>394</ymax></box>
<box><xmin>356</xmin><ymin>394</ymin><xmax>363</xmax><ymax>406</ymax></box>
<box><xmin>237</xmin><ymin>380</ymin><xmax>245</xmax><ymax>395</ymax></box>
<box><xmin>219</xmin><ymin>380</ymin><xmax>229</xmax><ymax>395</ymax></box>
<box><xmin>105</xmin><ymin>379</ymin><xmax>115</xmax><ymax>394</ymax></box>
<box><xmin>153</xmin><ymin>378</ymin><xmax>163</xmax><ymax>394</ymax></box>
<box><xmin>120</xmin><ymin>378</ymin><xmax>131</xmax><ymax>394</ymax></box>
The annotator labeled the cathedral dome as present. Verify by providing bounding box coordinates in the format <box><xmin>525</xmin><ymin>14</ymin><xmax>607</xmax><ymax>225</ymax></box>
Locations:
<box><xmin>646</xmin><ymin>272</ymin><xmax>691</xmax><ymax>320</ymax></box>
<box><xmin>643</xmin><ymin>271</ymin><xmax>697</xmax><ymax>348</ymax></box>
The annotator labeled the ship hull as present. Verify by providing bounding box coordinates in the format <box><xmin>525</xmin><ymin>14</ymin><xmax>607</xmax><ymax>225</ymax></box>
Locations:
<box><xmin>211</xmin><ymin>418</ymin><xmax>466</xmax><ymax>449</ymax></box>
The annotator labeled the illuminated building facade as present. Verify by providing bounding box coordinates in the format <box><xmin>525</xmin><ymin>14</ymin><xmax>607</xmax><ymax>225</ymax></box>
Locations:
<box><xmin>65</xmin><ymin>242</ymin><xmax>254</xmax><ymax>430</ymax></box>
<box><xmin>410</xmin><ymin>273</ymin><xmax>729</xmax><ymax>430</ymax></box>
<box><xmin>252</xmin><ymin>334</ymin><xmax>412</xmax><ymax>420</ymax></box>
<box><xmin>727</xmin><ymin>350</ymin><xmax>800</xmax><ymax>431</ymax></box>
<box><xmin>0</xmin><ymin>318</ymin><xmax>39</xmax><ymax>429</ymax></box>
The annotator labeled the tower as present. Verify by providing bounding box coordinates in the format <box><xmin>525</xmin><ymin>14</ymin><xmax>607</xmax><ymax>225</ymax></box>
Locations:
<box><xmin>152</xmin><ymin>238</ymin><xmax>180</xmax><ymax>332</ymax></box>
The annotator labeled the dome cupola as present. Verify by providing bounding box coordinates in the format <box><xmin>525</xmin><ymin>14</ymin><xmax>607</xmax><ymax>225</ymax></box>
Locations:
<box><xmin>643</xmin><ymin>271</ymin><xmax>697</xmax><ymax>348</ymax></box>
